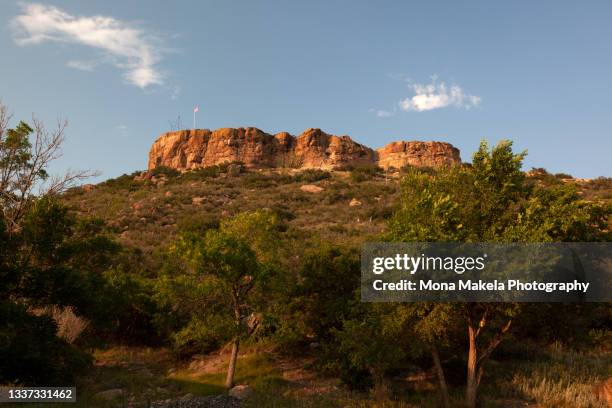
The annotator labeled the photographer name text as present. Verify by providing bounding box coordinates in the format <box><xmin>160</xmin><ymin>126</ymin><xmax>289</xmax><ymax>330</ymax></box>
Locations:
<box><xmin>372</xmin><ymin>279</ymin><xmax>590</xmax><ymax>293</ymax></box>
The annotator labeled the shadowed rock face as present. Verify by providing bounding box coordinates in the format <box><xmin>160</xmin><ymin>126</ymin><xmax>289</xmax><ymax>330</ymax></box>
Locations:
<box><xmin>148</xmin><ymin>127</ymin><xmax>461</xmax><ymax>171</ymax></box>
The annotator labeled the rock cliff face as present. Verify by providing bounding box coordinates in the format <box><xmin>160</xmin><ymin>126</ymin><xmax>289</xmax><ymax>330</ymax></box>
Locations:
<box><xmin>148</xmin><ymin>128</ymin><xmax>461</xmax><ymax>171</ymax></box>
<box><xmin>376</xmin><ymin>141</ymin><xmax>461</xmax><ymax>169</ymax></box>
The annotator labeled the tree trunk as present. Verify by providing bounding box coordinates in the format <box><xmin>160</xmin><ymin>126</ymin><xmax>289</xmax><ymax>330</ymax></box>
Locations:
<box><xmin>225</xmin><ymin>337</ymin><xmax>240</xmax><ymax>389</ymax></box>
<box><xmin>370</xmin><ymin>369</ymin><xmax>388</xmax><ymax>400</ymax></box>
<box><xmin>431</xmin><ymin>343</ymin><xmax>450</xmax><ymax>408</ymax></box>
<box><xmin>466</xmin><ymin>325</ymin><xmax>478</xmax><ymax>408</ymax></box>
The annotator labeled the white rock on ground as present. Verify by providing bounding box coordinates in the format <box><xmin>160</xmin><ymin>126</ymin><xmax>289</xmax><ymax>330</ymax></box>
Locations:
<box><xmin>300</xmin><ymin>184</ymin><xmax>323</xmax><ymax>193</ymax></box>
<box><xmin>228</xmin><ymin>384</ymin><xmax>254</xmax><ymax>400</ymax></box>
<box><xmin>94</xmin><ymin>388</ymin><xmax>123</xmax><ymax>400</ymax></box>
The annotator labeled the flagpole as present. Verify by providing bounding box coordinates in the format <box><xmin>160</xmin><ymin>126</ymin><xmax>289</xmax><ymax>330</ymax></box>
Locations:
<box><xmin>193</xmin><ymin>106</ymin><xmax>200</xmax><ymax>129</ymax></box>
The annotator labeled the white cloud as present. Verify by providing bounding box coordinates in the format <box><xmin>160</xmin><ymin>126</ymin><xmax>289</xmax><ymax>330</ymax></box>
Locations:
<box><xmin>368</xmin><ymin>107</ymin><xmax>396</xmax><ymax>118</ymax></box>
<box><xmin>115</xmin><ymin>124</ymin><xmax>128</xmax><ymax>137</ymax></box>
<box><xmin>66</xmin><ymin>59</ymin><xmax>98</xmax><ymax>71</ymax></box>
<box><xmin>399</xmin><ymin>78</ymin><xmax>481</xmax><ymax>112</ymax></box>
<box><xmin>376</xmin><ymin>109</ymin><xmax>394</xmax><ymax>118</ymax></box>
<box><xmin>11</xmin><ymin>3</ymin><xmax>166</xmax><ymax>89</ymax></box>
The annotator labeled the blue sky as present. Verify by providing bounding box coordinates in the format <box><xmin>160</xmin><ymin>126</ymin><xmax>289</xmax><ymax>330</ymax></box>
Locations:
<box><xmin>0</xmin><ymin>1</ymin><xmax>610</xmax><ymax>180</ymax></box>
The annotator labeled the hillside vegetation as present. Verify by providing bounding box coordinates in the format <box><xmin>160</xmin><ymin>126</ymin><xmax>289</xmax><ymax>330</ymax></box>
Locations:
<box><xmin>63</xmin><ymin>164</ymin><xmax>612</xmax><ymax>252</ymax></box>
<box><xmin>63</xmin><ymin>165</ymin><xmax>400</xmax><ymax>253</ymax></box>
<box><xmin>1</xmin><ymin>109</ymin><xmax>610</xmax><ymax>408</ymax></box>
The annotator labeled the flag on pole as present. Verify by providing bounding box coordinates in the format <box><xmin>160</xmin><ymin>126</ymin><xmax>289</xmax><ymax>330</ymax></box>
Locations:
<box><xmin>193</xmin><ymin>105</ymin><xmax>199</xmax><ymax>129</ymax></box>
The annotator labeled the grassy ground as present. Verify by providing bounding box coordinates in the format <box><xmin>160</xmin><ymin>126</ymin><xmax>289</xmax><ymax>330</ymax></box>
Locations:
<box><xmin>4</xmin><ymin>342</ymin><xmax>609</xmax><ymax>407</ymax></box>
<box><xmin>481</xmin><ymin>342</ymin><xmax>611</xmax><ymax>408</ymax></box>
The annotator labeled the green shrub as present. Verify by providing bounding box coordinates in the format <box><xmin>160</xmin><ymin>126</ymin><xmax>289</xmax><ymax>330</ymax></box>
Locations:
<box><xmin>293</xmin><ymin>245</ymin><xmax>360</xmax><ymax>340</ymax></box>
<box><xmin>294</xmin><ymin>169</ymin><xmax>331</xmax><ymax>183</ymax></box>
<box><xmin>171</xmin><ymin>315</ymin><xmax>234</xmax><ymax>356</ymax></box>
<box><xmin>150</xmin><ymin>166</ymin><xmax>180</xmax><ymax>178</ymax></box>
<box><xmin>243</xmin><ymin>173</ymin><xmax>277</xmax><ymax>188</ymax></box>
<box><xmin>269</xmin><ymin>204</ymin><xmax>296</xmax><ymax>222</ymax></box>
<box><xmin>181</xmin><ymin>165</ymin><xmax>223</xmax><ymax>180</ymax></box>
<box><xmin>350</xmin><ymin>166</ymin><xmax>382</xmax><ymax>183</ymax></box>
<box><xmin>365</xmin><ymin>204</ymin><xmax>395</xmax><ymax>220</ymax></box>
<box><xmin>322</xmin><ymin>190</ymin><xmax>346</xmax><ymax>205</ymax></box>
<box><xmin>176</xmin><ymin>213</ymin><xmax>220</xmax><ymax>235</ymax></box>
<box><xmin>278</xmin><ymin>191</ymin><xmax>310</xmax><ymax>203</ymax></box>
<box><xmin>0</xmin><ymin>302</ymin><xmax>91</xmax><ymax>385</ymax></box>
<box><xmin>586</xmin><ymin>177</ymin><xmax>612</xmax><ymax>190</ymax></box>
<box><xmin>99</xmin><ymin>173</ymin><xmax>142</xmax><ymax>191</ymax></box>
<box><xmin>100</xmin><ymin>266</ymin><xmax>160</xmax><ymax>345</ymax></box>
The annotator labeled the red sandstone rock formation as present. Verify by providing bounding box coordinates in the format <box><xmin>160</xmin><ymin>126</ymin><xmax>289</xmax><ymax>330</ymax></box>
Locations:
<box><xmin>376</xmin><ymin>141</ymin><xmax>461</xmax><ymax>169</ymax></box>
<box><xmin>147</xmin><ymin>127</ymin><xmax>461</xmax><ymax>171</ymax></box>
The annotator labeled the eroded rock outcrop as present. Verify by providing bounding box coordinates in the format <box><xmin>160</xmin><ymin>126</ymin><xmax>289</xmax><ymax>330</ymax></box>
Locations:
<box><xmin>376</xmin><ymin>141</ymin><xmax>461</xmax><ymax>169</ymax></box>
<box><xmin>148</xmin><ymin>127</ymin><xmax>461</xmax><ymax>171</ymax></box>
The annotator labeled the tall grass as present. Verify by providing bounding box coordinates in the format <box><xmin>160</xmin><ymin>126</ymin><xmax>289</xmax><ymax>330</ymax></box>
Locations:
<box><xmin>495</xmin><ymin>345</ymin><xmax>610</xmax><ymax>408</ymax></box>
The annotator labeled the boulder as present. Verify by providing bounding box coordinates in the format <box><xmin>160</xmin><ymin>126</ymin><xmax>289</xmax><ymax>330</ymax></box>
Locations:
<box><xmin>300</xmin><ymin>184</ymin><xmax>324</xmax><ymax>193</ymax></box>
<box><xmin>228</xmin><ymin>384</ymin><xmax>254</xmax><ymax>400</ymax></box>
<box><xmin>349</xmin><ymin>198</ymin><xmax>362</xmax><ymax>207</ymax></box>
<box><xmin>192</xmin><ymin>197</ymin><xmax>205</xmax><ymax>205</ymax></box>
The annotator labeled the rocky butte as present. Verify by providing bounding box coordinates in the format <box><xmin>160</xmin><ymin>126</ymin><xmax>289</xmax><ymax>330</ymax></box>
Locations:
<box><xmin>148</xmin><ymin>127</ymin><xmax>461</xmax><ymax>171</ymax></box>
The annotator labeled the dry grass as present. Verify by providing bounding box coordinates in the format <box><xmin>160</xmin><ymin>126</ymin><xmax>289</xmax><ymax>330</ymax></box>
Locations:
<box><xmin>485</xmin><ymin>344</ymin><xmax>611</xmax><ymax>408</ymax></box>
<box><xmin>31</xmin><ymin>305</ymin><xmax>90</xmax><ymax>344</ymax></box>
<box><xmin>8</xmin><ymin>343</ymin><xmax>609</xmax><ymax>407</ymax></box>
<box><xmin>50</xmin><ymin>306</ymin><xmax>90</xmax><ymax>344</ymax></box>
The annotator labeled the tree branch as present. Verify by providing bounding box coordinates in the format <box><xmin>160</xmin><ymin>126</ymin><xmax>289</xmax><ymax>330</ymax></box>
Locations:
<box><xmin>0</xmin><ymin>104</ymin><xmax>98</xmax><ymax>233</ymax></box>
<box><xmin>477</xmin><ymin>318</ymin><xmax>512</xmax><ymax>367</ymax></box>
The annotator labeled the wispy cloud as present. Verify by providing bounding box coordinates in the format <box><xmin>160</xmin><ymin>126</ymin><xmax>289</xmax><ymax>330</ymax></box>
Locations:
<box><xmin>10</xmin><ymin>3</ymin><xmax>167</xmax><ymax>89</ymax></box>
<box><xmin>375</xmin><ymin>109</ymin><xmax>394</xmax><ymax>118</ymax></box>
<box><xmin>399</xmin><ymin>77</ymin><xmax>481</xmax><ymax>112</ymax></box>
<box><xmin>115</xmin><ymin>124</ymin><xmax>128</xmax><ymax>137</ymax></box>
<box><xmin>368</xmin><ymin>108</ymin><xmax>396</xmax><ymax>118</ymax></box>
<box><xmin>66</xmin><ymin>59</ymin><xmax>98</xmax><ymax>71</ymax></box>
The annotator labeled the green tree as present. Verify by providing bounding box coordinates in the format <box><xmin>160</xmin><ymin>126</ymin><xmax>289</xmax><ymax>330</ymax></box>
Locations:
<box><xmin>0</xmin><ymin>104</ymin><xmax>93</xmax><ymax>233</ymax></box>
<box><xmin>167</xmin><ymin>211</ymin><xmax>277</xmax><ymax>388</ymax></box>
<box><xmin>388</xmin><ymin>140</ymin><xmax>610</xmax><ymax>407</ymax></box>
<box><xmin>0</xmin><ymin>107</ymin><xmax>119</xmax><ymax>384</ymax></box>
<box><xmin>0</xmin><ymin>197</ymin><xmax>121</xmax><ymax>384</ymax></box>
<box><xmin>335</xmin><ymin>303</ymin><xmax>415</xmax><ymax>398</ymax></box>
<box><xmin>293</xmin><ymin>244</ymin><xmax>360</xmax><ymax>341</ymax></box>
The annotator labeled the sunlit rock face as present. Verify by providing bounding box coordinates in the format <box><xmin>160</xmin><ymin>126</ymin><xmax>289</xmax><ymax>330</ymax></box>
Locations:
<box><xmin>376</xmin><ymin>141</ymin><xmax>461</xmax><ymax>169</ymax></box>
<box><xmin>148</xmin><ymin>127</ymin><xmax>461</xmax><ymax>171</ymax></box>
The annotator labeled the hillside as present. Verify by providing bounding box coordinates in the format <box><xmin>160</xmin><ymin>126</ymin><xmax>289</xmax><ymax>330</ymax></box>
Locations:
<box><xmin>63</xmin><ymin>165</ymin><xmax>400</xmax><ymax>254</ymax></box>
<box><xmin>63</xmin><ymin>164</ymin><xmax>611</xmax><ymax>254</ymax></box>
<box><xmin>55</xmin><ymin>162</ymin><xmax>612</xmax><ymax>408</ymax></box>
